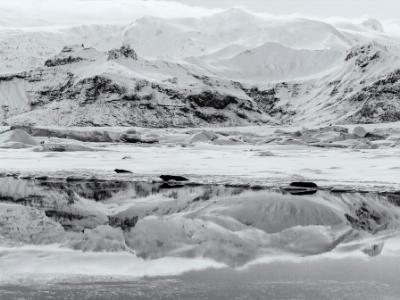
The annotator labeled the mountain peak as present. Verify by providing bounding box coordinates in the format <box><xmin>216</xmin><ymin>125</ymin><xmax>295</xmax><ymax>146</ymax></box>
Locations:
<box><xmin>206</xmin><ymin>7</ymin><xmax>259</xmax><ymax>23</ymax></box>
<box><xmin>361</xmin><ymin>19</ymin><xmax>384</xmax><ymax>32</ymax></box>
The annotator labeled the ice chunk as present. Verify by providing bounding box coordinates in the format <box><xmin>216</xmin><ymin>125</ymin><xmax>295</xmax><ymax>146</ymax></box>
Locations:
<box><xmin>189</xmin><ymin>131</ymin><xmax>219</xmax><ymax>144</ymax></box>
<box><xmin>353</xmin><ymin>126</ymin><xmax>368</xmax><ymax>138</ymax></box>
<box><xmin>0</xmin><ymin>129</ymin><xmax>39</xmax><ymax>148</ymax></box>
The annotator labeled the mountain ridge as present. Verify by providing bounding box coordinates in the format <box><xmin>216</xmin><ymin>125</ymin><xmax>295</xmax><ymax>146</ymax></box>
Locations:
<box><xmin>1</xmin><ymin>8</ymin><xmax>400</xmax><ymax>127</ymax></box>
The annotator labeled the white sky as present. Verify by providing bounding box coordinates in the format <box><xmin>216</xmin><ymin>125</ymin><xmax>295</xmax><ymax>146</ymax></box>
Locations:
<box><xmin>163</xmin><ymin>0</ymin><xmax>400</xmax><ymax>19</ymax></box>
<box><xmin>1</xmin><ymin>0</ymin><xmax>400</xmax><ymax>29</ymax></box>
<box><xmin>0</xmin><ymin>0</ymin><xmax>215</xmax><ymax>27</ymax></box>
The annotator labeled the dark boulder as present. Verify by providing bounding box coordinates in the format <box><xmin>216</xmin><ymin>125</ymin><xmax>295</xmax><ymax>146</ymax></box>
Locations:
<box><xmin>290</xmin><ymin>182</ymin><xmax>318</xmax><ymax>189</ymax></box>
<box><xmin>114</xmin><ymin>169</ymin><xmax>133</xmax><ymax>174</ymax></box>
<box><xmin>285</xmin><ymin>182</ymin><xmax>318</xmax><ymax>195</ymax></box>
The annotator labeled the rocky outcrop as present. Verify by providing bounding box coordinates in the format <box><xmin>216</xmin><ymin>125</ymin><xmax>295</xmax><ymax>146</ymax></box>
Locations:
<box><xmin>107</xmin><ymin>45</ymin><xmax>138</xmax><ymax>61</ymax></box>
<box><xmin>187</xmin><ymin>91</ymin><xmax>238</xmax><ymax>109</ymax></box>
<box><xmin>3</xmin><ymin>41</ymin><xmax>400</xmax><ymax>127</ymax></box>
<box><xmin>345</xmin><ymin>43</ymin><xmax>382</xmax><ymax>69</ymax></box>
<box><xmin>347</xmin><ymin>69</ymin><xmax>400</xmax><ymax>123</ymax></box>
<box><xmin>44</xmin><ymin>56</ymin><xmax>84</xmax><ymax>67</ymax></box>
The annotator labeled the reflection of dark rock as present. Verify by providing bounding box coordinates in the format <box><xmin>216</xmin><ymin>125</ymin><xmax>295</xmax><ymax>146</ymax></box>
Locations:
<box><xmin>160</xmin><ymin>175</ymin><xmax>189</xmax><ymax>182</ymax></box>
<box><xmin>35</xmin><ymin>176</ymin><xmax>49</xmax><ymax>181</ymax></box>
<box><xmin>2</xmin><ymin>174</ymin><xmax>399</xmax><ymax>257</ymax></box>
<box><xmin>330</xmin><ymin>188</ymin><xmax>355</xmax><ymax>193</ymax></box>
<box><xmin>385</xmin><ymin>192</ymin><xmax>400</xmax><ymax>206</ymax></box>
<box><xmin>362</xmin><ymin>243</ymin><xmax>384</xmax><ymax>257</ymax></box>
<box><xmin>109</xmin><ymin>216</ymin><xmax>139</xmax><ymax>231</ymax></box>
<box><xmin>0</xmin><ymin>194</ymin><xmax>44</xmax><ymax>206</ymax></box>
<box><xmin>160</xmin><ymin>182</ymin><xmax>185</xmax><ymax>189</ymax></box>
<box><xmin>345</xmin><ymin>203</ymin><xmax>386</xmax><ymax>233</ymax></box>
<box><xmin>45</xmin><ymin>210</ymin><xmax>84</xmax><ymax>222</ymax></box>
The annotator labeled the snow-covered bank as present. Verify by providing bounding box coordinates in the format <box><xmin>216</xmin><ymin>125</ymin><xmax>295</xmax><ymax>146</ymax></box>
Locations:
<box><xmin>0</xmin><ymin>124</ymin><xmax>399</xmax><ymax>190</ymax></box>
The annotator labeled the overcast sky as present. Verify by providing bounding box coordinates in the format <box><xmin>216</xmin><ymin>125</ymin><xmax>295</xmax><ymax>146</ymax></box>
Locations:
<box><xmin>161</xmin><ymin>0</ymin><xmax>400</xmax><ymax>19</ymax></box>
<box><xmin>2</xmin><ymin>0</ymin><xmax>400</xmax><ymax>28</ymax></box>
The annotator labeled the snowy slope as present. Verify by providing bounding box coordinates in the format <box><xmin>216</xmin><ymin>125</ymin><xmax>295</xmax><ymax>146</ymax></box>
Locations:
<box><xmin>209</xmin><ymin>42</ymin><xmax>344</xmax><ymax>82</ymax></box>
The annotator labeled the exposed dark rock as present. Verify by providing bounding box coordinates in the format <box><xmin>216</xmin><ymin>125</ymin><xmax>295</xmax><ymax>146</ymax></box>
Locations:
<box><xmin>77</xmin><ymin>76</ymin><xmax>127</xmax><ymax>104</ymax></box>
<box><xmin>347</xmin><ymin>69</ymin><xmax>400</xmax><ymax>123</ymax></box>
<box><xmin>45</xmin><ymin>56</ymin><xmax>83</xmax><ymax>67</ymax></box>
<box><xmin>107</xmin><ymin>45</ymin><xmax>138</xmax><ymax>61</ymax></box>
<box><xmin>345</xmin><ymin>43</ymin><xmax>382</xmax><ymax>69</ymax></box>
<box><xmin>193</xmin><ymin>110</ymin><xmax>229</xmax><ymax>123</ymax></box>
<box><xmin>187</xmin><ymin>91</ymin><xmax>238</xmax><ymax>109</ymax></box>
<box><xmin>243</xmin><ymin>87</ymin><xmax>280</xmax><ymax>114</ymax></box>
<box><xmin>365</xmin><ymin>132</ymin><xmax>387</xmax><ymax>140</ymax></box>
<box><xmin>0</xmin><ymin>73</ymin><xmax>27</xmax><ymax>82</ymax></box>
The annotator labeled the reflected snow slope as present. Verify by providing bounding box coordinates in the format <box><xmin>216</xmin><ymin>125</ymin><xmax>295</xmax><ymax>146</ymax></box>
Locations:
<box><xmin>1</xmin><ymin>176</ymin><xmax>400</xmax><ymax>282</ymax></box>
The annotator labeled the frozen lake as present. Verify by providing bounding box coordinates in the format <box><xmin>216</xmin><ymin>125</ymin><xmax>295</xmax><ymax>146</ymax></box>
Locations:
<box><xmin>0</xmin><ymin>125</ymin><xmax>400</xmax><ymax>299</ymax></box>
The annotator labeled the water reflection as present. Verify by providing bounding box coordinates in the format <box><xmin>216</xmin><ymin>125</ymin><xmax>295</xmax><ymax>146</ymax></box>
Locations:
<box><xmin>0</xmin><ymin>176</ymin><xmax>400</xmax><ymax>270</ymax></box>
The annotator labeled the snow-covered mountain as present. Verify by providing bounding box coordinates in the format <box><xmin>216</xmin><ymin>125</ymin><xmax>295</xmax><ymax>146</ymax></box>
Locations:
<box><xmin>1</xmin><ymin>8</ymin><xmax>400</xmax><ymax>127</ymax></box>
